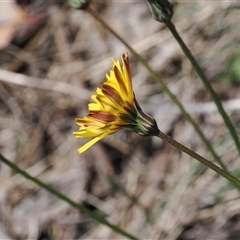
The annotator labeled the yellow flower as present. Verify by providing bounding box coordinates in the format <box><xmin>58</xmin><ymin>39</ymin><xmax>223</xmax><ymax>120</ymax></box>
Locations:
<box><xmin>73</xmin><ymin>53</ymin><xmax>159</xmax><ymax>154</ymax></box>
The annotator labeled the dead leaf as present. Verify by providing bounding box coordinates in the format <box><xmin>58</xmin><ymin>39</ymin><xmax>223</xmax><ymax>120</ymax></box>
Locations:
<box><xmin>0</xmin><ymin>2</ymin><xmax>39</xmax><ymax>50</ymax></box>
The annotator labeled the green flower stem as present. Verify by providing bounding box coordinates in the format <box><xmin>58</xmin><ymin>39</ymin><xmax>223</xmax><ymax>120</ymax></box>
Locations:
<box><xmin>157</xmin><ymin>131</ymin><xmax>240</xmax><ymax>189</ymax></box>
<box><xmin>0</xmin><ymin>153</ymin><xmax>139</xmax><ymax>240</ymax></box>
<box><xmin>87</xmin><ymin>8</ymin><xmax>227</xmax><ymax>171</ymax></box>
<box><xmin>164</xmin><ymin>18</ymin><xmax>240</xmax><ymax>158</ymax></box>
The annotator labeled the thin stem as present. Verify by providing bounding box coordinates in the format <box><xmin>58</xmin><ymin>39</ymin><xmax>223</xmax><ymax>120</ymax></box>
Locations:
<box><xmin>0</xmin><ymin>153</ymin><xmax>139</xmax><ymax>240</ymax></box>
<box><xmin>87</xmin><ymin>8</ymin><xmax>227</xmax><ymax>171</ymax></box>
<box><xmin>164</xmin><ymin>19</ymin><xmax>240</xmax><ymax>158</ymax></box>
<box><xmin>157</xmin><ymin>131</ymin><xmax>240</xmax><ymax>189</ymax></box>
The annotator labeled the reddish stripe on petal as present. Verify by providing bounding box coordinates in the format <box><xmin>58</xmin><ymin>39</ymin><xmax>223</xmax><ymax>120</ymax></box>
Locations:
<box><xmin>102</xmin><ymin>84</ymin><xmax>124</xmax><ymax>106</ymax></box>
<box><xmin>75</xmin><ymin>118</ymin><xmax>99</xmax><ymax>127</ymax></box>
<box><xmin>113</xmin><ymin>65</ymin><xmax>128</xmax><ymax>95</ymax></box>
<box><xmin>89</xmin><ymin>112</ymin><xmax>116</xmax><ymax>123</ymax></box>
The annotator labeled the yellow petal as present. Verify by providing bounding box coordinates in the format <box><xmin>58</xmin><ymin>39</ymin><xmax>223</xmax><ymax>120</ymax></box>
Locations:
<box><xmin>106</xmin><ymin>72</ymin><xmax>121</xmax><ymax>93</ymax></box>
<box><xmin>88</xmin><ymin>103</ymin><xmax>103</xmax><ymax>111</ymax></box>
<box><xmin>122</xmin><ymin>53</ymin><xmax>133</xmax><ymax>100</ymax></box>
<box><xmin>113</xmin><ymin>65</ymin><xmax>128</xmax><ymax>101</ymax></box>
<box><xmin>73</xmin><ymin>126</ymin><xmax>105</xmax><ymax>138</ymax></box>
<box><xmin>91</xmin><ymin>95</ymin><xmax>104</xmax><ymax>108</ymax></box>
<box><xmin>78</xmin><ymin>133</ymin><xmax>108</xmax><ymax>153</ymax></box>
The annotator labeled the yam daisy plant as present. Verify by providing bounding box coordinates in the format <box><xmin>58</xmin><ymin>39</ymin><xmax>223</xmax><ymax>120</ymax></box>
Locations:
<box><xmin>73</xmin><ymin>53</ymin><xmax>159</xmax><ymax>153</ymax></box>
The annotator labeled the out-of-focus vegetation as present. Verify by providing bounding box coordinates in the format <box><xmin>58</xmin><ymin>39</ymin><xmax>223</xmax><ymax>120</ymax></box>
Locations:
<box><xmin>220</xmin><ymin>53</ymin><xmax>240</xmax><ymax>85</ymax></box>
<box><xmin>0</xmin><ymin>1</ymin><xmax>240</xmax><ymax>239</ymax></box>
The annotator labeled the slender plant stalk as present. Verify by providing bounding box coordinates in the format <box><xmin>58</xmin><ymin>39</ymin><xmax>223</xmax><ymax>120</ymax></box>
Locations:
<box><xmin>164</xmin><ymin>18</ymin><xmax>240</xmax><ymax>158</ymax></box>
<box><xmin>87</xmin><ymin>8</ymin><xmax>227</xmax><ymax>171</ymax></box>
<box><xmin>0</xmin><ymin>153</ymin><xmax>139</xmax><ymax>240</ymax></box>
<box><xmin>157</xmin><ymin>131</ymin><xmax>240</xmax><ymax>189</ymax></box>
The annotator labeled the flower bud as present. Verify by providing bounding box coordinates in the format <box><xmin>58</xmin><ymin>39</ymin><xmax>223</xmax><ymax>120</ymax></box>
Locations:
<box><xmin>67</xmin><ymin>0</ymin><xmax>90</xmax><ymax>10</ymax></box>
<box><xmin>145</xmin><ymin>0</ymin><xmax>173</xmax><ymax>22</ymax></box>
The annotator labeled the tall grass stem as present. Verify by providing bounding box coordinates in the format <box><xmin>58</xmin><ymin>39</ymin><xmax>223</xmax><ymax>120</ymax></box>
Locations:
<box><xmin>0</xmin><ymin>153</ymin><xmax>139</xmax><ymax>240</ymax></box>
<box><xmin>164</xmin><ymin>19</ymin><xmax>240</xmax><ymax>159</ymax></box>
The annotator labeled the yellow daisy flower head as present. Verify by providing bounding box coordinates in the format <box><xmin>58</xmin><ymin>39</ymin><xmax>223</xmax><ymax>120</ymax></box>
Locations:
<box><xmin>74</xmin><ymin>53</ymin><xmax>159</xmax><ymax>153</ymax></box>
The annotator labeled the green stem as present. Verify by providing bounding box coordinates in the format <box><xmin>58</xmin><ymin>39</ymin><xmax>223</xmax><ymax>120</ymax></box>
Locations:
<box><xmin>87</xmin><ymin>8</ymin><xmax>227</xmax><ymax>171</ymax></box>
<box><xmin>0</xmin><ymin>153</ymin><xmax>139</xmax><ymax>240</ymax></box>
<box><xmin>164</xmin><ymin>19</ymin><xmax>240</xmax><ymax>158</ymax></box>
<box><xmin>157</xmin><ymin>131</ymin><xmax>240</xmax><ymax>189</ymax></box>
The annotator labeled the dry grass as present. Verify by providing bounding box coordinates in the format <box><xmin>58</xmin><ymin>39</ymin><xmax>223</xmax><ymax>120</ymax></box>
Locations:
<box><xmin>0</xmin><ymin>1</ymin><xmax>240</xmax><ymax>239</ymax></box>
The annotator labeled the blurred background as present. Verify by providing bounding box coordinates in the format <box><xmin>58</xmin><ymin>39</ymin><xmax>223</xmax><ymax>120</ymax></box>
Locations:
<box><xmin>0</xmin><ymin>0</ymin><xmax>240</xmax><ymax>239</ymax></box>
